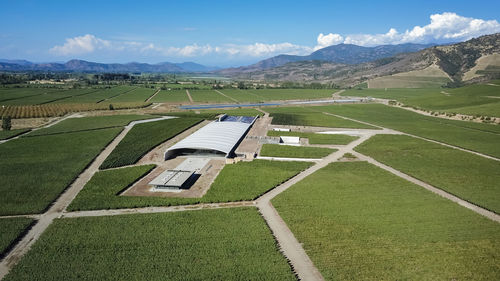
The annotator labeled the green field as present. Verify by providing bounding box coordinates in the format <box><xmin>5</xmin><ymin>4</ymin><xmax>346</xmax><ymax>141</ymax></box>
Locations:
<box><xmin>252</xmin><ymin>89</ymin><xmax>334</xmax><ymax>101</ymax></box>
<box><xmin>0</xmin><ymin>88</ymin><xmax>63</xmax><ymax>103</ymax></box>
<box><xmin>99</xmin><ymin>117</ymin><xmax>201</xmax><ymax>169</ymax></box>
<box><xmin>314</xmin><ymin>103</ymin><xmax>500</xmax><ymax>158</ymax></box>
<box><xmin>4</xmin><ymin>208</ymin><xmax>295</xmax><ymax>281</ymax></box>
<box><xmin>266</xmin><ymin>106</ymin><xmax>375</xmax><ymax>129</ymax></box>
<box><xmin>150</xmin><ymin>89</ymin><xmax>190</xmax><ymax>103</ymax></box>
<box><xmin>267</xmin><ymin>130</ymin><xmax>358</xmax><ymax>144</ymax></box>
<box><xmin>69</xmin><ymin>160</ymin><xmax>311</xmax><ymax>211</ymax></box>
<box><xmin>1</xmin><ymin>88</ymin><xmax>97</xmax><ymax>105</ymax></box>
<box><xmin>273</xmin><ymin>161</ymin><xmax>500</xmax><ymax>280</ymax></box>
<box><xmin>0</xmin><ymin>128</ymin><xmax>121</xmax><ymax>215</ymax></box>
<box><xmin>107</xmin><ymin>87</ymin><xmax>156</xmax><ymax>102</ymax></box>
<box><xmin>218</xmin><ymin>89</ymin><xmax>264</xmax><ymax>102</ymax></box>
<box><xmin>26</xmin><ymin>115</ymin><xmax>154</xmax><ymax>136</ymax></box>
<box><xmin>58</xmin><ymin>86</ymin><xmax>136</xmax><ymax>104</ymax></box>
<box><xmin>356</xmin><ymin>134</ymin><xmax>500</xmax><ymax>213</ymax></box>
<box><xmin>344</xmin><ymin>83</ymin><xmax>500</xmax><ymax>117</ymax></box>
<box><xmin>0</xmin><ymin>129</ymin><xmax>30</xmax><ymax>140</ymax></box>
<box><xmin>0</xmin><ymin>218</ymin><xmax>34</xmax><ymax>257</ymax></box>
<box><xmin>260</xmin><ymin>144</ymin><xmax>335</xmax><ymax>158</ymax></box>
<box><xmin>189</xmin><ymin>90</ymin><xmax>233</xmax><ymax>103</ymax></box>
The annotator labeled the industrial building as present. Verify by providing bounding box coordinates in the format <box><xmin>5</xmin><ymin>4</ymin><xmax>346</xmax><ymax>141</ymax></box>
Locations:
<box><xmin>164</xmin><ymin>115</ymin><xmax>257</xmax><ymax>159</ymax></box>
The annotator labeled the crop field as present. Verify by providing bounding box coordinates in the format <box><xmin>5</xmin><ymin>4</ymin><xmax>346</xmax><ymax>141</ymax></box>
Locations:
<box><xmin>4</xmin><ymin>208</ymin><xmax>295</xmax><ymax>281</ymax></box>
<box><xmin>1</xmin><ymin>88</ymin><xmax>97</xmax><ymax>105</ymax></box>
<box><xmin>107</xmin><ymin>87</ymin><xmax>156</xmax><ymax>102</ymax></box>
<box><xmin>367</xmin><ymin>75</ymin><xmax>450</xmax><ymax>88</ymax></box>
<box><xmin>356</xmin><ymin>134</ymin><xmax>500</xmax><ymax>213</ymax></box>
<box><xmin>155</xmin><ymin>83</ymin><xmax>212</xmax><ymax>90</ymax></box>
<box><xmin>272</xmin><ymin>161</ymin><xmax>500</xmax><ymax>280</ymax></box>
<box><xmin>0</xmin><ymin>128</ymin><xmax>30</xmax><ymax>140</ymax></box>
<box><xmin>251</xmin><ymin>89</ymin><xmax>335</xmax><ymax>101</ymax></box>
<box><xmin>314</xmin><ymin>104</ymin><xmax>500</xmax><ymax>158</ymax></box>
<box><xmin>26</xmin><ymin>114</ymin><xmax>155</xmax><ymax>136</ymax></box>
<box><xmin>100</xmin><ymin>117</ymin><xmax>201</xmax><ymax>169</ymax></box>
<box><xmin>189</xmin><ymin>90</ymin><xmax>233</xmax><ymax>103</ymax></box>
<box><xmin>69</xmin><ymin>160</ymin><xmax>311</xmax><ymax>211</ymax></box>
<box><xmin>217</xmin><ymin>89</ymin><xmax>265</xmax><ymax>102</ymax></box>
<box><xmin>0</xmin><ymin>218</ymin><xmax>34</xmax><ymax>257</ymax></box>
<box><xmin>260</xmin><ymin>144</ymin><xmax>335</xmax><ymax>158</ymax></box>
<box><xmin>150</xmin><ymin>89</ymin><xmax>190</xmax><ymax>103</ymax></box>
<box><xmin>0</xmin><ymin>102</ymin><xmax>151</xmax><ymax>118</ymax></box>
<box><xmin>0</xmin><ymin>128</ymin><xmax>121</xmax><ymax>215</ymax></box>
<box><xmin>267</xmin><ymin>130</ymin><xmax>358</xmax><ymax>144</ymax></box>
<box><xmin>265</xmin><ymin>106</ymin><xmax>375</xmax><ymax>129</ymax></box>
<box><xmin>344</xmin><ymin>83</ymin><xmax>500</xmax><ymax>117</ymax></box>
<box><xmin>0</xmin><ymin>88</ymin><xmax>64</xmax><ymax>103</ymax></box>
<box><xmin>57</xmin><ymin>86</ymin><xmax>137</xmax><ymax>103</ymax></box>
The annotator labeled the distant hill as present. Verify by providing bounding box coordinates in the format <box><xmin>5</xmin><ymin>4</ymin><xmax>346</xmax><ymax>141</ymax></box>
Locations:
<box><xmin>219</xmin><ymin>43</ymin><xmax>434</xmax><ymax>74</ymax></box>
<box><xmin>0</xmin><ymin>59</ymin><xmax>219</xmax><ymax>73</ymax></box>
<box><xmin>224</xmin><ymin>33</ymin><xmax>500</xmax><ymax>86</ymax></box>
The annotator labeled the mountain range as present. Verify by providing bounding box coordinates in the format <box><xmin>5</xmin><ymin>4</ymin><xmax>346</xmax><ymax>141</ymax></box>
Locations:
<box><xmin>0</xmin><ymin>59</ymin><xmax>220</xmax><ymax>73</ymax></box>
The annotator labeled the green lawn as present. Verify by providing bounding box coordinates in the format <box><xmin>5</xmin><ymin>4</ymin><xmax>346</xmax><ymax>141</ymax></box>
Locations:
<box><xmin>260</xmin><ymin>144</ymin><xmax>335</xmax><ymax>158</ymax></box>
<box><xmin>273</xmin><ymin>161</ymin><xmax>500</xmax><ymax>280</ymax></box>
<box><xmin>100</xmin><ymin>117</ymin><xmax>201</xmax><ymax>169</ymax></box>
<box><xmin>315</xmin><ymin>103</ymin><xmax>500</xmax><ymax>158</ymax></box>
<box><xmin>4</xmin><ymin>208</ymin><xmax>295</xmax><ymax>281</ymax></box>
<box><xmin>68</xmin><ymin>160</ymin><xmax>311</xmax><ymax>211</ymax></box>
<box><xmin>26</xmin><ymin>115</ymin><xmax>155</xmax><ymax>136</ymax></box>
<box><xmin>267</xmin><ymin>130</ymin><xmax>358</xmax><ymax>145</ymax></box>
<box><xmin>0</xmin><ymin>128</ymin><xmax>122</xmax><ymax>215</ymax></box>
<box><xmin>356</xmin><ymin>134</ymin><xmax>500</xmax><ymax>213</ymax></box>
<box><xmin>0</xmin><ymin>218</ymin><xmax>34</xmax><ymax>257</ymax></box>
<box><xmin>0</xmin><ymin>129</ymin><xmax>30</xmax><ymax>140</ymax></box>
<box><xmin>266</xmin><ymin>106</ymin><xmax>375</xmax><ymax>129</ymax></box>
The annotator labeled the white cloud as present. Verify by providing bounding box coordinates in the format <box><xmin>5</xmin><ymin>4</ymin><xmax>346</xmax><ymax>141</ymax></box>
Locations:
<box><xmin>321</xmin><ymin>12</ymin><xmax>500</xmax><ymax>47</ymax></box>
<box><xmin>315</xmin><ymin>33</ymin><xmax>343</xmax><ymax>50</ymax></box>
<box><xmin>49</xmin><ymin>34</ymin><xmax>111</xmax><ymax>55</ymax></box>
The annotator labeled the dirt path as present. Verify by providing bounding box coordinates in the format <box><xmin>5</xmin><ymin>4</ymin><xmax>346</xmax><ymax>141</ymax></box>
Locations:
<box><xmin>145</xmin><ymin>88</ymin><xmax>161</xmax><ymax>102</ymax></box>
<box><xmin>214</xmin><ymin>89</ymin><xmax>239</xmax><ymax>103</ymax></box>
<box><xmin>185</xmin><ymin>90</ymin><xmax>194</xmax><ymax>103</ymax></box>
<box><xmin>332</xmin><ymin>89</ymin><xmax>345</xmax><ymax>98</ymax></box>
<box><xmin>441</xmin><ymin>91</ymin><xmax>451</xmax><ymax>96</ymax></box>
<box><xmin>351</xmin><ymin>151</ymin><xmax>500</xmax><ymax>223</ymax></box>
<box><xmin>0</xmin><ymin>116</ymin><xmax>176</xmax><ymax>279</ymax></box>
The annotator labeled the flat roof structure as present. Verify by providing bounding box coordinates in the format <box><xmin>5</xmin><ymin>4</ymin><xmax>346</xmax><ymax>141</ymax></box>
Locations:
<box><xmin>165</xmin><ymin>115</ymin><xmax>257</xmax><ymax>159</ymax></box>
<box><xmin>149</xmin><ymin>170</ymin><xmax>194</xmax><ymax>189</ymax></box>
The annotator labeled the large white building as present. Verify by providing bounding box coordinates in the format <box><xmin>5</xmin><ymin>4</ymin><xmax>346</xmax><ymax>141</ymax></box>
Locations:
<box><xmin>164</xmin><ymin>115</ymin><xmax>257</xmax><ymax>159</ymax></box>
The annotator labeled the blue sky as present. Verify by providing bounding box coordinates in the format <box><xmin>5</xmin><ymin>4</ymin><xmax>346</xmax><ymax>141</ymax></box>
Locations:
<box><xmin>1</xmin><ymin>0</ymin><xmax>499</xmax><ymax>66</ymax></box>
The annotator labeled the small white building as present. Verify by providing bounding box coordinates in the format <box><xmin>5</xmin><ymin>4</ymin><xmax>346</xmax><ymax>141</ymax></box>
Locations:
<box><xmin>280</xmin><ymin>136</ymin><xmax>300</xmax><ymax>144</ymax></box>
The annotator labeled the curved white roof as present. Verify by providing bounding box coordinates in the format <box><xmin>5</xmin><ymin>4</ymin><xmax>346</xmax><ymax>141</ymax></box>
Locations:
<box><xmin>165</xmin><ymin>118</ymin><xmax>255</xmax><ymax>159</ymax></box>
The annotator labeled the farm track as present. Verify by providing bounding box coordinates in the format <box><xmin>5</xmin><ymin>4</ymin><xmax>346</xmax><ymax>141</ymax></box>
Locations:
<box><xmin>2</xmin><ymin>109</ymin><xmax>500</xmax><ymax>280</ymax></box>
<box><xmin>145</xmin><ymin>88</ymin><xmax>161</xmax><ymax>102</ymax></box>
<box><xmin>185</xmin><ymin>89</ymin><xmax>194</xmax><ymax>103</ymax></box>
<box><xmin>214</xmin><ymin>89</ymin><xmax>239</xmax><ymax>102</ymax></box>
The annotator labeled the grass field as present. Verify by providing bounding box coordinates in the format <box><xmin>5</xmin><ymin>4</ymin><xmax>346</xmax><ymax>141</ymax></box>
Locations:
<box><xmin>58</xmin><ymin>86</ymin><xmax>136</xmax><ymax>104</ymax></box>
<box><xmin>251</xmin><ymin>89</ymin><xmax>334</xmax><ymax>101</ymax></box>
<box><xmin>26</xmin><ymin>115</ymin><xmax>154</xmax><ymax>136</ymax></box>
<box><xmin>218</xmin><ymin>89</ymin><xmax>264</xmax><ymax>102</ymax></box>
<box><xmin>99</xmin><ymin>117</ymin><xmax>201</xmax><ymax>169</ymax></box>
<box><xmin>267</xmin><ymin>130</ymin><xmax>358</xmax><ymax>145</ymax></box>
<box><xmin>0</xmin><ymin>128</ymin><xmax>121</xmax><ymax>215</ymax></box>
<box><xmin>0</xmin><ymin>129</ymin><xmax>30</xmax><ymax>140</ymax></box>
<box><xmin>107</xmin><ymin>87</ymin><xmax>156</xmax><ymax>102</ymax></box>
<box><xmin>1</xmin><ymin>89</ymin><xmax>96</xmax><ymax>105</ymax></box>
<box><xmin>314</xmin><ymin>104</ymin><xmax>500</xmax><ymax>158</ymax></box>
<box><xmin>189</xmin><ymin>90</ymin><xmax>233</xmax><ymax>103</ymax></box>
<box><xmin>150</xmin><ymin>89</ymin><xmax>190</xmax><ymax>103</ymax></box>
<box><xmin>356</xmin><ymin>134</ymin><xmax>500</xmax><ymax>213</ymax></box>
<box><xmin>344</xmin><ymin>83</ymin><xmax>500</xmax><ymax>117</ymax></box>
<box><xmin>4</xmin><ymin>208</ymin><xmax>295</xmax><ymax>281</ymax></box>
<box><xmin>69</xmin><ymin>160</ymin><xmax>311</xmax><ymax>211</ymax></box>
<box><xmin>0</xmin><ymin>88</ymin><xmax>63</xmax><ymax>103</ymax></box>
<box><xmin>266</xmin><ymin>106</ymin><xmax>375</xmax><ymax>129</ymax></box>
<box><xmin>260</xmin><ymin>144</ymin><xmax>335</xmax><ymax>158</ymax></box>
<box><xmin>0</xmin><ymin>218</ymin><xmax>34</xmax><ymax>257</ymax></box>
<box><xmin>272</xmin><ymin>161</ymin><xmax>500</xmax><ymax>280</ymax></box>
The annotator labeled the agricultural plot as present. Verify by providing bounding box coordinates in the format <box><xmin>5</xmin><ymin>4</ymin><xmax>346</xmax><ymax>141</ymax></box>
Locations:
<box><xmin>266</xmin><ymin>106</ymin><xmax>375</xmax><ymax>129</ymax></box>
<box><xmin>344</xmin><ymin>83</ymin><xmax>500</xmax><ymax>117</ymax></box>
<box><xmin>260</xmin><ymin>144</ymin><xmax>335</xmax><ymax>158</ymax></box>
<box><xmin>272</xmin><ymin>161</ymin><xmax>500</xmax><ymax>280</ymax></box>
<box><xmin>27</xmin><ymin>114</ymin><xmax>155</xmax><ymax>136</ymax></box>
<box><xmin>100</xmin><ymin>117</ymin><xmax>201</xmax><ymax>169</ymax></box>
<box><xmin>0</xmin><ymin>129</ymin><xmax>30</xmax><ymax>140</ymax></box>
<box><xmin>189</xmin><ymin>90</ymin><xmax>233</xmax><ymax>103</ymax></box>
<box><xmin>367</xmin><ymin>75</ymin><xmax>450</xmax><ymax>88</ymax></box>
<box><xmin>150</xmin><ymin>89</ymin><xmax>190</xmax><ymax>103</ymax></box>
<box><xmin>218</xmin><ymin>89</ymin><xmax>264</xmax><ymax>102</ymax></box>
<box><xmin>0</xmin><ymin>218</ymin><xmax>34</xmax><ymax>257</ymax></box>
<box><xmin>0</xmin><ymin>88</ymin><xmax>62</xmax><ymax>103</ymax></box>
<box><xmin>107</xmin><ymin>87</ymin><xmax>156</xmax><ymax>102</ymax></box>
<box><xmin>267</xmin><ymin>130</ymin><xmax>358</xmax><ymax>145</ymax></box>
<box><xmin>57</xmin><ymin>86</ymin><xmax>135</xmax><ymax>104</ymax></box>
<box><xmin>69</xmin><ymin>160</ymin><xmax>311</xmax><ymax>211</ymax></box>
<box><xmin>1</xmin><ymin>88</ymin><xmax>95</xmax><ymax>105</ymax></box>
<box><xmin>4</xmin><ymin>208</ymin><xmax>295</xmax><ymax>281</ymax></box>
<box><xmin>356</xmin><ymin>134</ymin><xmax>500</xmax><ymax>213</ymax></box>
<box><xmin>251</xmin><ymin>89</ymin><xmax>334</xmax><ymax>101</ymax></box>
<box><xmin>0</xmin><ymin>128</ymin><xmax>121</xmax><ymax>215</ymax></box>
<box><xmin>316</xmin><ymin>104</ymin><xmax>500</xmax><ymax>158</ymax></box>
